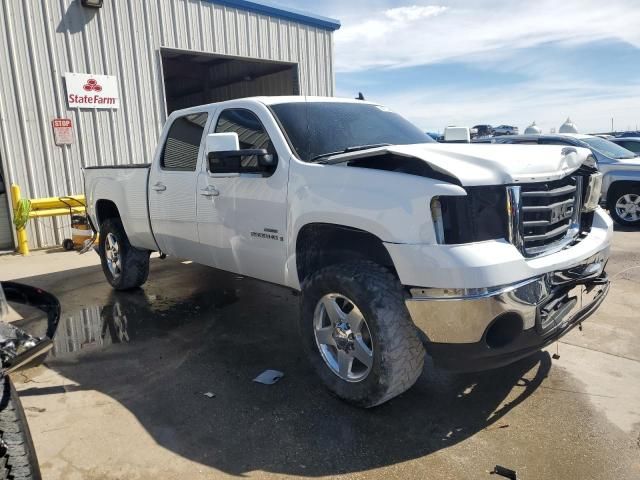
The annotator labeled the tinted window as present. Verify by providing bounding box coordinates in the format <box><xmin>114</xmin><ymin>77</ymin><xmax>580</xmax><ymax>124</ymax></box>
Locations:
<box><xmin>162</xmin><ymin>113</ymin><xmax>208</xmax><ymax>171</ymax></box>
<box><xmin>215</xmin><ymin>109</ymin><xmax>275</xmax><ymax>171</ymax></box>
<box><xmin>617</xmin><ymin>141</ymin><xmax>640</xmax><ymax>154</ymax></box>
<box><xmin>270</xmin><ymin>102</ymin><xmax>433</xmax><ymax>162</ymax></box>
<box><xmin>581</xmin><ymin>137</ymin><xmax>636</xmax><ymax>159</ymax></box>
<box><xmin>538</xmin><ymin>138</ymin><xmax>573</xmax><ymax>146</ymax></box>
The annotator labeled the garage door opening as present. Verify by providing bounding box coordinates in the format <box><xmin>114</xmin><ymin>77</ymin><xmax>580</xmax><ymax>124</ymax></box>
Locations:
<box><xmin>161</xmin><ymin>49</ymin><xmax>299</xmax><ymax>114</ymax></box>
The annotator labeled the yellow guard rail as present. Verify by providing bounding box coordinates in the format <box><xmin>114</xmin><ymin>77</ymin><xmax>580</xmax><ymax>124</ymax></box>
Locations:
<box><xmin>10</xmin><ymin>184</ymin><xmax>86</xmax><ymax>255</ymax></box>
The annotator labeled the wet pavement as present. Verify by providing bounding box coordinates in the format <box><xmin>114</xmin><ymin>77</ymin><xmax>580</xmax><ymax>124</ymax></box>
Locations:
<box><xmin>3</xmin><ymin>229</ymin><xmax>640</xmax><ymax>479</ymax></box>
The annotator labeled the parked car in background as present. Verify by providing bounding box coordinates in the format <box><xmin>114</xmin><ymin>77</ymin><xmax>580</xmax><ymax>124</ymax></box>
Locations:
<box><xmin>616</xmin><ymin>131</ymin><xmax>640</xmax><ymax>138</ymax></box>
<box><xmin>472</xmin><ymin>124</ymin><xmax>494</xmax><ymax>137</ymax></box>
<box><xmin>426</xmin><ymin>132</ymin><xmax>442</xmax><ymax>142</ymax></box>
<box><xmin>493</xmin><ymin>125</ymin><xmax>519</xmax><ymax>136</ymax></box>
<box><xmin>477</xmin><ymin>133</ymin><xmax>640</xmax><ymax>226</ymax></box>
<box><xmin>610</xmin><ymin>137</ymin><xmax>640</xmax><ymax>155</ymax></box>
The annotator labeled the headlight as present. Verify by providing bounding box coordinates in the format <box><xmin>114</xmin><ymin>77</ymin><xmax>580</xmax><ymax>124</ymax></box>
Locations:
<box><xmin>582</xmin><ymin>154</ymin><xmax>598</xmax><ymax>169</ymax></box>
<box><xmin>582</xmin><ymin>172</ymin><xmax>603</xmax><ymax>212</ymax></box>
<box><xmin>430</xmin><ymin>187</ymin><xmax>507</xmax><ymax>244</ymax></box>
<box><xmin>430</xmin><ymin>198</ymin><xmax>445</xmax><ymax>243</ymax></box>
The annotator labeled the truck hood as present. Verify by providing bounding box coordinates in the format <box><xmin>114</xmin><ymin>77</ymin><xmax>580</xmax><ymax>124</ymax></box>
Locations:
<box><xmin>335</xmin><ymin>143</ymin><xmax>592</xmax><ymax>186</ymax></box>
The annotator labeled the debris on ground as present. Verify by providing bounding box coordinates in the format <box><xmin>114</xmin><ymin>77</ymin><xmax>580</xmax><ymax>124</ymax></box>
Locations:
<box><xmin>25</xmin><ymin>406</ymin><xmax>46</xmax><ymax>413</ymax></box>
<box><xmin>253</xmin><ymin>369</ymin><xmax>284</xmax><ymax>385</ymax></box>
<box><xmin>491</xmin><ymin>464</ymin><xmax>517</xmax><ymax>479</ymax></box>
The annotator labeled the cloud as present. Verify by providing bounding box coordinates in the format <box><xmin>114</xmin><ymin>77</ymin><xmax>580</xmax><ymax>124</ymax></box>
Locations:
<box><xmin>334</xmin><ymin>0</ymin><xmax>640</xmax><ymax>72</ymax></box>
<box><xmin>327</xmin><ymin>0</ymin><xmax>640</xmax><ymax>132</ymax></box>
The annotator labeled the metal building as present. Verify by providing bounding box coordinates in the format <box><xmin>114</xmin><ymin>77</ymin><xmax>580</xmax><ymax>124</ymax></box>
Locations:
<box><xmin>0</xmin><ymin>0</ymin><xmax>339</xmax><ymax>250</ymax></box>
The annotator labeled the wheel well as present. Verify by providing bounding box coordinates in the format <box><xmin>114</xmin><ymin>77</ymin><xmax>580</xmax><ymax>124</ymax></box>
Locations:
<box><xmin>296</xmin><ymin>223</ymin><xmax>396</xmax><ymax>284</ymax></box>
<box><xmin>607</xmin><ymin>181</ymin><xmax>640</xmax><ymax>203</ymax></box>
<box><xmin>95</xmin><ymin>200</ymin><xmax>121</xmax><ymax>226</ymax></box>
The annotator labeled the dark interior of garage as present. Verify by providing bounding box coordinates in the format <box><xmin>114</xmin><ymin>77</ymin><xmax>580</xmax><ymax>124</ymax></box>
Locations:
<box><xmin>161</xmin><ymin>49</ymin><xmax>299</xmax><ymax>113</ymax></box>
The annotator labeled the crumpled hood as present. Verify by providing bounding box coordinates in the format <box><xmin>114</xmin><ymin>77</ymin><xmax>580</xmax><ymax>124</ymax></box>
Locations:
<box><xmin>336</xmin><ymin>143</ymin><xmax>592</xmax><ymax>186</ymax></box>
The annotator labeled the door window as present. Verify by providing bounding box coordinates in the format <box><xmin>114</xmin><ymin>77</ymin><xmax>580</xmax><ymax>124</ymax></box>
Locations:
<box><xmin>161</xmin><ymin>113</ymin><xmax>208</xmax><ymax>171</ymax></box>
<box><xmin>618</xmin><ymin>141</ymin><xmax>640</xmax><ymax>154</ymax></box>
<box><xmin>214</xmin><ymin>109</ymin><xmax>275</xmax><ymax>173</ymax></box>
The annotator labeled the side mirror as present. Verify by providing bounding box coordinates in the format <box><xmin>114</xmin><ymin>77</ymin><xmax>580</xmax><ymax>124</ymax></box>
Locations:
<box><xmin>206</xmin><ymin>132</ymin><xmax>239</xmax><ymax>153</ymax></box>
<box><xmin>258</xmin><ymin>153</ymin><xmax>277</xmax><ymax>169</ymax></box>
<box><xmin>208</xmin><ymin>149</ymin><xmax>278</xmax><ymax>174</ymax></box>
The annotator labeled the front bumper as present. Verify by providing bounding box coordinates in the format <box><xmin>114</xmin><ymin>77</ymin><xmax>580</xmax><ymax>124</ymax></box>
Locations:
<box><xmin>405</xmin><ymin>250</ymin><xmax>610</xmax><ymax>371</ymax></box>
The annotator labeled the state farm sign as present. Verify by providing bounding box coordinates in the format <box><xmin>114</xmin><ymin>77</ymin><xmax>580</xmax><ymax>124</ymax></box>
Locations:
<box><xmin>65</xmin><ymin>73</ymin><xmax>119</xmax><ymax>109</ymax></box>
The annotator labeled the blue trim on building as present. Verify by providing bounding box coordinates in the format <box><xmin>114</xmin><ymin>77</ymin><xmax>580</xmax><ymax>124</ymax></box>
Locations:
<box><xmin>205</xmin><ymin>0</ymin><xmax>341</xmax><ymax>31</ymax></box>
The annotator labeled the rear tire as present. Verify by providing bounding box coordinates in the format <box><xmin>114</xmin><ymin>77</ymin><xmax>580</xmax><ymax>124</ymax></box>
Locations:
<box><xmin>99</xmin><ymin>218</ymin><xmax>150</xmax><ymax>290</ymax></box>
<box><xmin>0</xmin><ymin>376</ymin><xmax>41</xmax><ymax>480</ymax></box>
<box><xmin>607</xmin><ymin>184</ymin><xmax>640</xmax><ymax>227</ymax></box>
<box><xmin>300</xmin><ymin>261</ymin><xmax>425</xmax><ymax>408</ymax></box>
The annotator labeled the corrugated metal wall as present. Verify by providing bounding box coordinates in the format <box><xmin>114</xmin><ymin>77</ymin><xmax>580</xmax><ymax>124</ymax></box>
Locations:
<box><xmin>0</xmin><ymin>0</ymin><xmax>335</xmax><ymax>249</ymax></box>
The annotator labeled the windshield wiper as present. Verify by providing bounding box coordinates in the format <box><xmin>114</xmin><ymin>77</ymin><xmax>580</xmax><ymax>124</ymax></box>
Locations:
<box><xmin>309</xmin><ymin>143</ymin><xmax>391</xmax><ymax>163</ymax></box>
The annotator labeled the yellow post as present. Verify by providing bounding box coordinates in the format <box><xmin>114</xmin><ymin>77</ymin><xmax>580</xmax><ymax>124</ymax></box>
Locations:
<box><xmin>10</xmin><ymin>184</ymin><xmax>29</xmax><ymax>256</ymax></box>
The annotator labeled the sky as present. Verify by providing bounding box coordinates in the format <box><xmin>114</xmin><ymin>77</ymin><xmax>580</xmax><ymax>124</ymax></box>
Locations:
<box><xmin>274</xmin><ymin>0</ymin><xmax>640</xmax><ymax>134</ymax></box>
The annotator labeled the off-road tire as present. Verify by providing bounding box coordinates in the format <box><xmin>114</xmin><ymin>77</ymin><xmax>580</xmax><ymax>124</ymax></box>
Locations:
<box><xmin>0</xmin><ymin>376</ymin><xmax>41</xmax><ymax>480</ymax></box>
<box><xmin>99</xmin><ymin>218</ymin><xmax>150</xmax><ymax>290</ymax></box>
<box><xmin>607</xmin><ymin>184</ymin><xmax>640</xmax><ymax>227</ymax></box>
<box><xmin>300</xmin><ymin>261</ymin><xmax>425</xmax><ymax>408</ymax></box>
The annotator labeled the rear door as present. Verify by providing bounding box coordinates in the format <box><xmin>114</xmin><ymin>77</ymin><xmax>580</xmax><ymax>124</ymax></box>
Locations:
<box><xmin>196</xmin><ymin>106</ymin><xmax>288</xmax><ymax>284</ymax></box>
<box><xmin>148</xmin><ymin>112</ymin><xmax>210</xmax><ymax>257</ymax></box>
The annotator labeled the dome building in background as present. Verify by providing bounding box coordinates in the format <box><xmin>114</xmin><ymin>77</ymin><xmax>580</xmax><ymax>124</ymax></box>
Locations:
<box><xmin>559</xmin><ymin>117</ymin><xmax>579</xmax><ymax>134</ymax></box>
<box><xmin>524</xmin><ymin>121</ymin><xmax>542</xmax><ymax>134</ymax></box>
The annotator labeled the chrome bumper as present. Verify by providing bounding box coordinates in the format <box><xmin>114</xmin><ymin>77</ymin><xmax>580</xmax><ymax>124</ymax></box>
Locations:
<box><xmin>405</xmin><ymin>249</ymin><xmax>609</xmax><ymax>344</ymax></box>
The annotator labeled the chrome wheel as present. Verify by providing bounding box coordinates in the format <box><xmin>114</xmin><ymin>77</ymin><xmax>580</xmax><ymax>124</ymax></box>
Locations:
<box><xmin>104</xmin><ymin>233</ymin><xmax>122</xmax><ymax>279</ymax></box>
<box><xmin>615</xmin><ymin>193</ymin><xmax>640</xmax><ymax>222</ymax></box>
<box><xmin>313</xmin><ymin>293</ymin><xmax>374</xmax><ymax>382</ymax></box>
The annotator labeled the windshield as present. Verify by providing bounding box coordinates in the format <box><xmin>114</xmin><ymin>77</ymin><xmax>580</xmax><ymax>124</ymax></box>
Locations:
<box><xmin>581</xmin><ymin>137</ymin><xmax>636</xmax><ymax>159</ymax></box>
<box><xmin>270</xmin><ymin>102</ymin><xmax>434</xmax><ymax>162</ymax></box>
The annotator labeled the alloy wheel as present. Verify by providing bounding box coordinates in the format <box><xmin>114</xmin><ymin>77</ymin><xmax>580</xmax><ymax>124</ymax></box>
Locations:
<box><xmin>313</xmin><ymin>293</ymin><xmax>374</xmax><ymax>382</ymax></box>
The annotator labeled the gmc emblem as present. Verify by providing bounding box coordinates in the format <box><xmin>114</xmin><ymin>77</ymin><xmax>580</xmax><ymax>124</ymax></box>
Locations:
<box><xmin>550</xmin><ymin>202</ymin><xmax>573</xmax><ymax>223</ymax></box>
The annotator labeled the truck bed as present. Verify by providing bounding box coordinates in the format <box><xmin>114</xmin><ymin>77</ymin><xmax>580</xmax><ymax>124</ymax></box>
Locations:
<box><xmin>84</xmin><ymin>164</ymin><xmax>157</xmax><ymax>251</ymax></box>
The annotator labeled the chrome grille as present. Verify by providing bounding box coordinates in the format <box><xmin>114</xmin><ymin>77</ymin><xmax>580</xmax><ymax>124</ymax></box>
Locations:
<box><xmin>509</xmin><ymin>176</ymin><xmax>583</xmax><ymax>256</ymax></box>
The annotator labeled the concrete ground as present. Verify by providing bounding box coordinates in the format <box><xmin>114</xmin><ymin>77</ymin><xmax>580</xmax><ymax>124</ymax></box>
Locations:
<box><xmin>1</xmin><ymin>230</ymin><xmax>639</xmax><ymax>480</ymax></box>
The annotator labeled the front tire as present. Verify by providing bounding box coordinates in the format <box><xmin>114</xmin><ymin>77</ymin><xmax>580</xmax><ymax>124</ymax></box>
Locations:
<box><xmin>607</xmin><ymin>185</ymin><xmax>640</xmax><ymax>227</ymax></box>
<box><xmin>99</xmin><ymin>218</ymin><xmax>150</xmax><ymax>290</ymax></box>
<box><xmin>300</xmin><ymin>261</ymin><xmax>425</xmax><ymax>408</ymax></box>
<box><xmin>0</xmin><ymin>376</ymin><xmax>41</xmax><ymax>480</ymax></box>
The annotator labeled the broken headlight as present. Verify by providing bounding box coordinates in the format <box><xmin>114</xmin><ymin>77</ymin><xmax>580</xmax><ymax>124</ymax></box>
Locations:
<box><xmin>431</xmin><ymin>187</ymin><xmax>508</xmax><ymax>244</ymax></box>
<box><xmin>582</xmin><ymin>172</ymin><xmax>603</xmax><ymax>212</ymax></box>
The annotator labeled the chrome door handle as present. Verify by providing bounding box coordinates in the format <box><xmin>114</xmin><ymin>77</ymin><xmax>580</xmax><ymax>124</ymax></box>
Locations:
<box><xmin>151</xmin><ymin>182</ymin><xmax>166</xmax><ymax>192</ymax></box>
<box><xmin>199</xmin><ymin>186</ymin><xmax>219</xmax><ymax>197</ymax></box>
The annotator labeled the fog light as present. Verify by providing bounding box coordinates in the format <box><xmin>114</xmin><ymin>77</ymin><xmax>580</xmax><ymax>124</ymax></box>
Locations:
<box><xmin>583</xmin><ymin>172</ymin><xmax>603</xmax><ymax>212</ymax></box>
<box><xmin>485</xmin><ymin>312</ymin><xmax>523</xmax><ymax>349</ymax></box>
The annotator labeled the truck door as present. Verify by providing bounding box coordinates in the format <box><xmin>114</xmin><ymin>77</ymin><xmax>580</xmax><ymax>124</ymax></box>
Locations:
<box><xmin>148</xmin><ymin>112</ymin><xmax>210</xmax><ymax>258</ymax></box>
<box><xmin>196</xmin><ymin>107</ymin><xmax>288</xmax><ymax>284</ymax></box>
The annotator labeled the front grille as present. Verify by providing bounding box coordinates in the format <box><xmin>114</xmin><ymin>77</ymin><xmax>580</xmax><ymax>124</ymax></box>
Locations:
<box><xmin>519</xmin><ymin>176</ymin><xmax>583</xmax><ymax>256</ymax></box>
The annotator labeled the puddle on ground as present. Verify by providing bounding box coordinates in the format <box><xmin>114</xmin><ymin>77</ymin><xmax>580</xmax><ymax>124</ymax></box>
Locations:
<box><xmin>8</xmin><ymin>287</ymin><xmax>240</xmax><ymax>360</ymax></box>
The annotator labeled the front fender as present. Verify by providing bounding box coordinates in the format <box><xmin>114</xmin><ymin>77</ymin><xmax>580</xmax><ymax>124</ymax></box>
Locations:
<box><xmin>283</xmin><ymin>161</ymin><xmax>465</xmax><ymax>289</ymax></box>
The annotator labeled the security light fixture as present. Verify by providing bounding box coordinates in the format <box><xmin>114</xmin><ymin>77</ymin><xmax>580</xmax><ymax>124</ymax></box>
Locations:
<box><xmin>81</xmin><ymin>0</ymin><xmax>103</xmax><ymax>8</ymax></box>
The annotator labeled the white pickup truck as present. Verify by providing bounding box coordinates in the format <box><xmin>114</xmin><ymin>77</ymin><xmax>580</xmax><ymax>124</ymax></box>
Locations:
<box><xmin>85</xmin><ymin>97</ymin><xmax>612</xmax><ymax>407</ymax></box>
